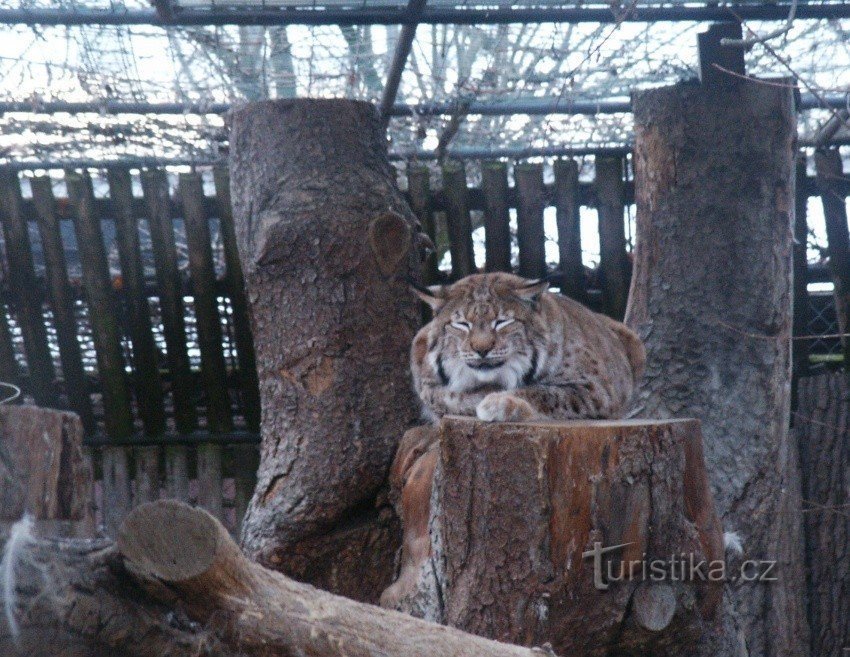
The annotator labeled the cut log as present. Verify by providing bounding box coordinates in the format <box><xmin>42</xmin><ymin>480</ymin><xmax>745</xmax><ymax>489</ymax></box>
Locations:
<box><xmin>629</xmin><ymin>79</ymin><xmax>808</xmax><ymax>657</ymax></box>
<box><xmin>0</xmin><ymin>404</ymin><xmax>92</xmax><ymax>535</ymax></box>
<box><xmin>0</xmin><ymin>500</ymin><xmax>555</xmax><ymax>657</ymax></box>
<box><xmin>229</xmin><ymin>99</ymin><xmax>423</xmax><ymax>602</ymax></box>
<box><xmin>382</xmin><ymin>417</ymin><xmax>724</xmax><ymax>657</ymax></box>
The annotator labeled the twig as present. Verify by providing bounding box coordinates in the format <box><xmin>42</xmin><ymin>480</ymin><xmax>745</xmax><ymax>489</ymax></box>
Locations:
<box><xmin>0</xmin><ymin>382</ymin><xmax>21</xmax><ymax>405</ymax></box>
<box><xmin>720</xmin><ymin>0</ymin><xmax>797</xmax><ymax>49</ymax></box>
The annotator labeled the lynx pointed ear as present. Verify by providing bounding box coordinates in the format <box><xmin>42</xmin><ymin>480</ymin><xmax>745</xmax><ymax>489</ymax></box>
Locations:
<box><xmin>514</xmin><ymin>278</ymin><xmax>550</xmax><ymax>301</ymax></box>
<box><xmin>408</xmin><ymin>278</ymin><xmax>446</xmax><ymax>310</ymax></box>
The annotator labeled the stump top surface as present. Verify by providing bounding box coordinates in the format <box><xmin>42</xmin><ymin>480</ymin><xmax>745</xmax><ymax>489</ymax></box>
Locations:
<box><xmin>441</xmin><ymin>415</ymin><xmax>697</xmax><ymax>430</ymax></box>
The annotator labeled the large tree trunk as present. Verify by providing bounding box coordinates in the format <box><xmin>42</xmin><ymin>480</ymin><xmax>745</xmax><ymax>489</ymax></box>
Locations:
<box><xmin>382</xmin><ymin>417</ymin><xmax>725</xmax><ymax>657</ymax></box>
<box><xmin>228</xmin><ymin>99</ymin><xmax>422</xmax><ymax>602</ymax></box>
<box><xmin>0</xmin><ymin>500</ymin><xmax>555</xmax><ymax>657</ymax></box>
<box><xmin>794</xmin><ymin>372</ymin><xmax>850</xmax><ymax>657</ymax></box>
<box><xmin>628</xmin><ymin>80</ymin><xmax>808</xmax><ymax>657</ymax></box>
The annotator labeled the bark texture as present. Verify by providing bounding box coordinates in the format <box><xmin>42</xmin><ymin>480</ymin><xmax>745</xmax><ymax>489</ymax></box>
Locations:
<box><xmin>229</xmin><ymin>99</ymin><xmax>422</xmax><ymax>602</ymax></box>
<box><xmin>382</xmin><ymin>417</ymin><xmax>725</xmax><ymax>657</ymax></box>
<box><xmin>0</xmin><ymin>500</ymin><xmax>555</xmax><ymax>657</ymax></box>
<box><xmin>629</xmin><ymin>81</ymin><xmax>808</xmax><ymax>657</ymax></box>
<box><xmin>795</xmin><ymin>373</ymin><xmax>849</xmax><ymax>657</ymax></box>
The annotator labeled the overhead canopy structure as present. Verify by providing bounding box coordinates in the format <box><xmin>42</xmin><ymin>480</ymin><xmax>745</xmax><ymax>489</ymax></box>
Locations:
<box><xmin>0</xmin><ymin>0</ymin><xmax>848</xmax><ymax>165</ymax></box>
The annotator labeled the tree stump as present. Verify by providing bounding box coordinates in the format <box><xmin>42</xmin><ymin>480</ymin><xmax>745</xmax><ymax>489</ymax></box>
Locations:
<box><xmin>229</xmin><ymin>99</ymin><xmax>423</xmax><ymax>602</ymax></box>
<box><xmin>382</xmin><ymin>417</ymin><xmax>725</xmax><ymax>657</ymax></box>
<box><xmin>629</xmin><ymin>80</ymin><xmax>807</xmax><ymax>657</ymax></box>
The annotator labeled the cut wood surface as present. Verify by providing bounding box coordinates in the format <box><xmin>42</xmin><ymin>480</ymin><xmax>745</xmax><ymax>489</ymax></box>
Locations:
<box><xmin>383</xmin><ymin>416</ymin><xmax>724</xmax><ymax>657</ymax></box>
<box><xmin>0</xmin><ymin>500</ymin><xmax>554</xmax><ymax>657</ymax></box>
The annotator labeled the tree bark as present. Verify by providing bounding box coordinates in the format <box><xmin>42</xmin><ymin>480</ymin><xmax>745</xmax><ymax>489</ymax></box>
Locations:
<box><xmin>629</xmin><ymin>80</ymin><xmax>808</xmax><ymax>657</ymax></box>
<box><xmin>382</xmin><ymin>417</ymin><xmax>725</xmax><ymax>657</ymax></box>
<box><xmin>794</xmin><ymin>372</ymin><xmax>849</xmax><ymax>657</ymax></box>
<box><xmin>0</xmin><ymin>500</ymin><xmax>557</xmax><ymax>657</ymax></box>
<box><xmin>228</xmin><ymin>99</ymin><xmax>422</xmax><ymax>602</ymax></box>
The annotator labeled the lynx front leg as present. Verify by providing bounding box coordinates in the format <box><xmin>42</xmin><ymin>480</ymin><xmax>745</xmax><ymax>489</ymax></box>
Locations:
<box><xmin>476</xmin><ymin>391</ymin><xmax>539</xmax><ymax>422</ymax></box>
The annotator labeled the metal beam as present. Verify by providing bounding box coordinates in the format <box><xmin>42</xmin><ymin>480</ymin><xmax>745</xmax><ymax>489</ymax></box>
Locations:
<box><xmin>379</xmin><ymin>0</ymin><xmax>427</xmax><ymax>122</ymax></box>
<box><xmin>0</xmin><ymin>93</ymin><xmax>844</xmax><ymax>118</ymax></box>
<box><xmin>2</xmin><ymin>3</ymin><xmax>850</xmax><ymax>26</ymax></box>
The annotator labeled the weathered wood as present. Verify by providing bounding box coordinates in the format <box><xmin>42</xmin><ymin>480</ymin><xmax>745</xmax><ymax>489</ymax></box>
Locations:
<box><xmin>141</xmin><ymin>169</ymin><xmax>197</xmax><ymax>434</ymax></box>
<box><xmin>407</xmin><ymin>164</ymin><xmax>439</xmax><ymax>284</ymax></box>
<box><xmin>515</xmin><ymin>163</ymin><xmax>547</xmax><ymax>280</ymax></box>
<box><xmin>30</xmin><ymin>176</ymin><xmax>94</xmax><ymax>430</ymax></box>
<box><xmin>0</xmin><ymin>310</ymin><xmax>20</xmax><ymax>392</ymax></box>
<box><xmin>795</xmin><ymin>372</ymin><xmax>850</xmax><ymax>657</ymax></box>
<box><xmin>66</xmin><ymin>170</ymin><xmax>134</xmax><ymax>440</ymax></box>
<box><xmin>163</xmin><ymin>444</ymin><xmax>189</xmax><ymax>501</ymax></box>
<box><xmin>100</xmin><ymin>446</ymin><xmax>132</xmax><ymax>537</ymax></box>
<box><xmin>481</xmin><ymin>162</ymin><xmax>512</xmax><ymax>273</ymax></box>
<box><xmin>554</xmin><ymin>159</ymin><xmax>587</xmax><ymax>304</ymax></box>
<box><xmin>230</xmin><ymin>443</ymin><xmax>259</xmax><ymax>532</ymax></box>
<box><xmin>0</xmin><ymin>404</ymin><xmax>92</xmax><ymax>532</ymax></box>
<box><xmin>133</xmin><ymin>444</ymin><xmax>160</xmax><ymax>505</ymax></box>
<box><xmin>594</xmin><ymin>156</ymin><xmax>630</xmax><ymax>320</ymax></box>
<box><xmin>629</xmin><ymin>81</ymin><xmax>808</xmax><ymax>657</ymax></box>
<box><xmin>108</xmin><ymin>168</ymin><xmax>167</xmax><ymax>437</ymax></box>
<box><xmin>383</xmin><ymin>417</ymin><xmax>724</xmax><ymax>656</ymax></box>
<box><xmin>815</xmin><ymin>148</ymin><xmax>850</xmax><ymax>369</ymax></box>
<box><xmin>792</xmin><ymin>154</ymin><xmax>810</xmax><ymax>392</ymax></box>
<box><xmin>212</xmin><ymin>167</ymin><xmax>261</xmax><ymax>432</ymax></box>
<box><xmin>696</xmin><ymin>22</ymin><xmax>745</xmax><ymax>89</ymax></box>
<box><xmin>0</xmin><ymin>500</ymin><xmax>555</xmax><ymax>657</ymax></box>
<box><xmin>229</xmin><ymin>99</ymin><xmax>420</xmax><ymax>602</ymax></box>
<box><xmin>442</xmin><ymin>160</ymin><xmax>476</xmax><ymax>279</ymax></box>
<box><xmin>196</xmin><ymin>442</ymin><xmax>223</xmax><ymax>520</ymax></box>
<box><xmin>0</xmin><ymin>171</ymin><xmax>57</xmax><ymax>406</ymax></box>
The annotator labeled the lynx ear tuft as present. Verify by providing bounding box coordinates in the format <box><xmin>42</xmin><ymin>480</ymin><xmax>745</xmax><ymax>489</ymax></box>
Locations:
<box><xmin>514</xmin><ymin>278</ymin><xmax>550</xmax><ymax>301</ymax></box>
<box><xmin>408</xmin><ymin>278</ymin><xmax>446</xmax><ymax>311</ymax></box>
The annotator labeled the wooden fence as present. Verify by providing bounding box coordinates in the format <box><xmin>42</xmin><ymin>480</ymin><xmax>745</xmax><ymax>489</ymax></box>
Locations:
<box><xmin>0</xmin><ymin>149</ymin><xmax>845</xmax><ymax>534</ymax></box>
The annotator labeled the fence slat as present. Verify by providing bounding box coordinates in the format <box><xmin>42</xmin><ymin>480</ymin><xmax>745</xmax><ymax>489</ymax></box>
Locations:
<box><xmin>792</xmin><ymin>154</ymin><xmax>810</xmax><ymax>385</ymax></box>
<box><xmin>554</xmin><ymin>159</ymin><xmax>587</xmax><ymax>304</ymax></box>
<box><xmin>30</xmin><ymin>176</ymin><xmax>94</xmax><ymax>430</ymax></box>
<box><xmin>213</xmin><ymin>167</ymin><xmax>260</xmax><ymax>432</ymax></box>
<box><xmin>482</xmin><ymin>162</ymin><xmax>512</xmax><ymax>273</ymax></box>
<box><xmin>231</xmin><ymin>443</ymin><xmax>259</xmax><ymax>533</ymax></box>
<box><xmin>442</xmin><ymin>162</ymin><xmax>475</xmax><ymax>280</ymax></box>
<box><xmin>407</xmin><ymin>165</ymin><xmax>439</xmax><ymax>284</ymax></box>
<box><xmin>133</xmin><ymin>445</ymin><xmax>160</xmax><ymax>505</ymax></box>
<box><xmin>0</xmin><ymin>171</ymin><xmax>58</xmax><ymax>406</ymax></box>
<box><xmin>101</xmin><ymin>446</ymin><xmax>132</xmax><ymax>537</ymax></box>
<box><xmin>66</xmin><ymin>170</ymin><xmax>134</xmax><ymax>439</ymax></box>
<box><xmin>164</xmin><ymin>444</ymin><xmax>189</xmax><ymax>501</ymax></box>
<box><xmin>141</xmin><ymin>169</ymin><xmax>198</xmax><ymax>434</ymax></box>
<box><xmin>108</xmin><ymin>168</ymin><xmax>167</xmax><ymax>437</ymax></box>
<box><xmin>594</xmin><ymin>157</ymin><xmax>630</xmax><ymax>320</ymax></box>
<box><xmin>515</xmin><ymin>163</ymin><xmax>546</xmax><ymax>280</ymax></box>
<box><xmin>0</xmin><ymin>310</ymin><xmax>19</xmax><ymax>394</ymax></box>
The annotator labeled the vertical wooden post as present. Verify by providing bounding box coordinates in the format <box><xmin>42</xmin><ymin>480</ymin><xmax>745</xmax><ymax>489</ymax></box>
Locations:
<box><xmin>180</xmin><ymin>171</ymin><xmax>230</xmax><ymax>519</ymax></box>
<box><xmin>407</xmin><ymin>165</ymin><xmax>439</xmax><ymax>284</ymax></box>
<box><xmin>30</xmin><ymin>176</ymin><xmax>94</xmax><ymax>430</ymax></box>
<box><xmin>212</xmin><ymin>167</ymin><xmax>260</xmax><ymax>433</ymax></box>
<box><xmin>595</xmin><ymin>156</ymin><xmax>630</xmax><ymax>319</ymax></box>
<box><xmin>481</xmin><ymin>162</ymin><xmax>512</xmax><ymax>273</ymax></box>
<box><xmin>815</xmin><ymin>148</ymin><xmax>850</xmax><ymax>369</ymax></box>
<box><xmin>791</xmin><ymin>154</ymin><xmax>810</xmax><ymax>389</ymax></box>
<box><xmin>0</xmin><ymin>170</ymin><xmax>58</xmax><ymax>406</ymax></box>
<box><xmin>442</xmin><ymin>161</ymin><xmax>475</xmax><ymax>279</ymax></box>
<box><xmin>0</xmin><ymin>309</ymin><xmax>20</xmax><ymax>394</ymax></box>
<box><xmin>515</xmin><ymin>163</ymin><xmax>546</xmax><ymax>280</ymax></box>
<box><xmin>554</xmin><ymin>159</ymin><xmax>587</xmax><ymax>304</ymax></box>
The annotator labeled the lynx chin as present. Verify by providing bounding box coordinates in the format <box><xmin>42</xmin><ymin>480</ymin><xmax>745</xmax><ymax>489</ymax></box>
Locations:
<box><xmin>410</xmin><ymin>273</ymin><xmax>645</xmax><ymax>423</ymax></box>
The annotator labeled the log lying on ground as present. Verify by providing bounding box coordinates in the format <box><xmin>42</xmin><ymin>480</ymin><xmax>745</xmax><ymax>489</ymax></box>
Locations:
<box><xmin>382</xmin><ymin>417</ymin><xmax>725</xmax><ymax>657</ymax></box>
<box><xmin>229</xmin><ymin>98</ymin><xmax>423</xmax><ymax>602</ymax></box>
<box><xmin>1</xmin><ymin>500</ymin><xmax>554</xmax><ymax>657</ymax></box>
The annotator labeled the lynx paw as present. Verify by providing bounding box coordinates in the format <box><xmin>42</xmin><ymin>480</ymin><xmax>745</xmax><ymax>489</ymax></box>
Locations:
<box><xmin>476</xmin><ymin>392</ymin><xmax>537</xmax><ymax>422</ymax></box>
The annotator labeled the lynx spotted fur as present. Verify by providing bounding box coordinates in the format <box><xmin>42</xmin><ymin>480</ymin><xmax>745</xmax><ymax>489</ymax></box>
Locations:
<box><xmin>411</xmin><ymin>273</ymin><xmax>645</xmax><ymax>422</ymax></box>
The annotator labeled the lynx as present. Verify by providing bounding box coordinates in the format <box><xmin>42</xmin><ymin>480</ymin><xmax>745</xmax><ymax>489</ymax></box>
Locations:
<box><xmin>410</xmin><ymin>273</ymin><xmax>645</xmax><ymax>423</ymax></box>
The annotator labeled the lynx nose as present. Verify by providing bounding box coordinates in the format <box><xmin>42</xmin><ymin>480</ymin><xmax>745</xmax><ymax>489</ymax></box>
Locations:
<box><xmin>474</xmin><ymin>347</ymin><xmax>491</xmax><ymax>358</ymax></box>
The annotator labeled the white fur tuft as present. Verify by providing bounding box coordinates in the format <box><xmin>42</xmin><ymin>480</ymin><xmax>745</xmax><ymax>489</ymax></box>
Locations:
<box><xmin>1</xmin><ymin>514</ymin><xmax>34</xmax><ymax>641</ymax></box>
<box><xmin>723</xmin><ymin>530</ymin><xmax>744</xmax><ymax>556</ymax></box>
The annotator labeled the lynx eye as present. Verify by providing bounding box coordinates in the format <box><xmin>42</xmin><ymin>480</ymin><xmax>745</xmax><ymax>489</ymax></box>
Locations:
<box><xmin>450</xmin><ymin>320</ymin><xmax>471</xmax><ymax>332</ymax></box>
<box><xmin>493</xmin><ymin>318</ymin><xmax>514</xmax><ymax>330</ymax></box>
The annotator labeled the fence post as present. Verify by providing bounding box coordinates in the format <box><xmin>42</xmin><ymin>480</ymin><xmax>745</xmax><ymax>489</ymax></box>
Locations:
<box><xmin>515</xmin><ymin>162</ymin><xmax>547</xmax><ymax>281</ymax></box>
<box><xmin>442</xmin><ymin>161</ymin><xmax>475</xmax><ymax>279</ymax></box>
<box><xmin>0</xmin><ymin>170</ymin><xmax>58</xmax><ymax>406</ymax></box>
<box><xmin>407</xmin><ymin>165</ymin><xmax>439</xmax><ymax>284</ymax></box>
<box><xmin>792</xmin><ymin>154</ymin><xmax>810</xmax><ymax>391</ymax></box>
<box><xmin>554</xmin><ymin>159</ymin><xmax>587</xmax><ymax>304</ymax></box>
<box><xmin>595</xmin><ymin>156</ymin><xmax>630</xmax><ymax>319</ymax></box>
<box><xmin>30</xmin><ymin>176</ymin><xmax>94</xmax><ymax>430</ymax></box>
<box><xmin>481</xmin><ymin>162</ymin><xmax>512</xmax><ymax>273</ymax></box>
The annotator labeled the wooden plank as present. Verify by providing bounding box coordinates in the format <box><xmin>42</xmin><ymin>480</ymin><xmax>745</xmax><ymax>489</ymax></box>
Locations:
<box><xmin>108</xmin><ymin>168</ymin><xmax>167</xmax><ymax>437</ymax></box>
<box><xmin>213</xmin><ymin>167</ymin><xmax>260</xmax><ymax>432</ymax></box>
<box><xmin>231</xmin><ymin>443</ymin><xmax>259</xmax><ymax>533</ymax></box>
<box><xmin>514</xmin><ymin>163</ymin><xmax>546</xmax><ymax>280</ymax></box>
<box><xmin>0</xmin><ymin>170</ymin><xmax>58</xmax><ymax>406</ymax></box>
<box><xmin>101</xmin><ymin>446</ymin><xmax>132</xmax><ymax>537</ymax></box>
<box><xmin>792</xmin><ymin>154</ymin><xmax>810</xmax><ymax>385</ymax></box>
<box><xmin>65</xmin><ymin>170</ymin><xmax>134</xmax><ymax>440</ymax></box>
<box><xmin>163</xmin><ymin>444</ymin><xmax>190</xmax><ymax>501</ymax></box>
<box><xmin>0</xmin><ymin>307</ymin><xmax>20</xmax><ymax>395</ymax></box>
<box><xmin>30</xmin><ymin>176</ymin><xmax>95</xmax><ymax>431</ymax></box>
<box><xmin>441</xmin><ymin>161</ymin><xmax>475</xmax><ymax>280</ymax></box>
<box><xmin>594</xmin><ymin>156</ymin><xmax>630</xmax><ymax>320</ymax></box>
<box><xmin>407</xmin><ymin>165</ymin><xmax>439</xmax><ymax>284</ymax></box>
<box><xmin>133</xmin><ymin>444</ymin><xmax>160</xmax><ymax>505</ymax></box>
<box><xmin>697</xmin><ymin>22</ymin><xmax>745</xmax><ymax>89</ymax></box>
<box><xmin>481</xmin><ymin>162</ymin><xmax>512</xmax><ymax>273</ymax></box>
<box><xmin>197</xmin><ymin>442</ymin><xmax>223</xmax><ymax>520</ymax></box>
<box><xmin>141</xmin><ymin>169</ymin><xmax>197</xmax><ymax>434</ymax></box>
<box><xmin>554</xmin><ymin>159</ymin><xmax>587</xmax><ymax>304</ymax></box>
<box><xmin>815</xmin><ymin>148</ymin><xmax>850</xmax><ymax>369</ymax></box>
